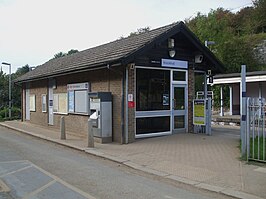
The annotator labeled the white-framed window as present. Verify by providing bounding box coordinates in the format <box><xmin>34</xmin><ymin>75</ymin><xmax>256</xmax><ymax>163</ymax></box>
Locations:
<box><xmin>42</xmin><ymin>94</ymin><xmax>47</xmax><ymax>112</ymax></box>
<box><xmin>53</xmin><ymin>93</ymin><xmax>67</xmax><ymax>114</ymax></box>
<box><xmin>67</xmin><ymin>82</ymin><xmax>89</xmax><ymax>114</ymax></box>
<box><xmin>30</xmin><ymin>94</ymin><xmax>36</xmax><ymax>112</ymax></box>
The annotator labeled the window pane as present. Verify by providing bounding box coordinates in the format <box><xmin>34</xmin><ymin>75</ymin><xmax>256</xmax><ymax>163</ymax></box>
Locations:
<box><xmin>136</xmin><ymin>116</ymin><xmax>170</xmax><ymax>135</ymax></box>
<box><xmin>136</xmin><ymin>69</ymin><xmax>170</xmax><ymax>111</ymax></box>
<box><xmin>194</xmin><ymin>72</ymin><xmax>205</xmax><ymax>98</ymax></box>
<box><xmin>30</xmin><ymin>95</ymin><xmax>36</xmax><ymax>111</ymax></box>
<box><xmin>173</xmin><ymin>71</ymin><xmax>186</xmax><ymax>81</ymax></box>
<box><xmin>42</xmin><ymin>95</ymin><xmax>47</xmax><ymax>112</ymax></box>
<box><xmin>58</xmin><ymin>93</ymin><xmax>67</xmax><ymax>113</ymax></box>
<box><xmin>174</xmin><ymin>87</ymin><xmax>185</xmax><ymax>110</ymax></box>
<box><xmin>75</xmin><ymin>90</ymin><xmax>88</xmax><ymax>113</ymax></box>
<box><xmin>174</xmin><ymin>116</ymin><xmax>185</xmax><ymax>129</ymax></box>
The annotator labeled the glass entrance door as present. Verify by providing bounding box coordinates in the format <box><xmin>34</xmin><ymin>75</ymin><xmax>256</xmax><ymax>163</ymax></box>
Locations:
<box><xmin>172</xmin><ymin>85</ymin><xmax>187</xmax><ymax>133</ymax></box>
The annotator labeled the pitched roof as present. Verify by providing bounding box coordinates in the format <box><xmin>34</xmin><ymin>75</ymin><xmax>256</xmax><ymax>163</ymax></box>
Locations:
<box><xmin>16</xmin><ymin>22</ymin><xmax>224</xmax><ymax>83</ymax></box>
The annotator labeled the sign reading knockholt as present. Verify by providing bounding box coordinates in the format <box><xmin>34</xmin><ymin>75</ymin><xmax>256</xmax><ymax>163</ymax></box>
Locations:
<box><xmin>193</xmin><ymin>99</ymin><xmax>205</xmax><ymax>125</ymax></box>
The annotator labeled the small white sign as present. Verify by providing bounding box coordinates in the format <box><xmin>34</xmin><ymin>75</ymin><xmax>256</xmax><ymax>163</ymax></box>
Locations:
<box><xmin>67</xmin><ymin>82</ymin><xmax>89</xmax><ymax>91</ymax></box>
<box><xmin>161</xmin><ymin>59</ymin><xmax>188</xmax><ymax>69</ymax></box>
<box><xmin>128</xmin><ymin>94</ymin><xmax>133</xmax><ymax>102</ymax></box>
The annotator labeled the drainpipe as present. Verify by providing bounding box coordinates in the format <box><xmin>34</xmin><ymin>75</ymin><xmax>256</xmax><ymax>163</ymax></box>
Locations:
<box><xmin>125</xmin><ymin>67</ymin><xmax>129</xmax><ymax>144</ymax></box>
<box><xmin>121</xmin><ymin>68</ymin><xmax>125</xmax><ymax>144</ymax></box>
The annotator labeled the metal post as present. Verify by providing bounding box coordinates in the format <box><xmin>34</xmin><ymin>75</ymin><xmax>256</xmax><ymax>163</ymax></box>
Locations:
<box><xmin>204</xmin><ymin>73</ymin><xmax>207</xmax><ymax>100</ymax></box>
<box><xmin>220</xmin><ymin>86</ymin><xmax>224</xmax><ymax>116</ymax></box>
<box><xmin>204</xmin><ymin>73</ymin><xmax>208</xmax><ymax>134</ymax></box>
<box><xmin>246</xmin><ymin>97</ymin><xmax>250</xmax><ymax>161</ymax></box>
<box><xmin>206</xmin><ymin>97</ymin><xmax>212</xmax><ymax>135</ymax></box>
<box><xmin>8</xmin><ymin>64</ymin><xmax>11</xmax><ymax>119</ymax></box>
<box><xmin>60</xmin><ymin>116</ymin><xmax>66</xmax><ymax>140</ymax></box>
<box><xmin>2</xmin><ymin>62</ymin><xmax>11</xmax><ymax>119</ymax></box>
<box><xmin>240</xmin><ymin>65</ymin><xmax>247</xmax><ymax>157</ymax></box>
<box><xmin>88</xmin><ymin>119</ymin><xmax>94</xmax><ymax>148</ymax></box>
<box><xmin>229</xmin><ymin>86</ymin><xmax>233</xmax><ymax>115</ymax></box>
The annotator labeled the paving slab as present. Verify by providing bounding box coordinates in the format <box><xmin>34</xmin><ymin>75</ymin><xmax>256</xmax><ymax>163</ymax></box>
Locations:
<box><xmin>0</xmin><ymin>160</ymin><xmax>95</xmax><ymax>199</ymax></box>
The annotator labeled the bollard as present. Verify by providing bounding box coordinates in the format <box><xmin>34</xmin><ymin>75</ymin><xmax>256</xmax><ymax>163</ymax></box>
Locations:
<box><xmin>88</xmin><ymin>119</ymin><xmax>94</xmax><ymax>148</ymax></box>
<box><xmin>60</xmin><ymin>116</ymin><xmax>66</xmax><ymax>140</ymax></box>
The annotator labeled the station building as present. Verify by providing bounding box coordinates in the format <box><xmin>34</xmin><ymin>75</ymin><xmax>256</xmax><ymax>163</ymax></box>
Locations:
<box><xmin>15</xmin><ymin>22</ymin><xmax>224</xmax><ymax>144</ymax></box>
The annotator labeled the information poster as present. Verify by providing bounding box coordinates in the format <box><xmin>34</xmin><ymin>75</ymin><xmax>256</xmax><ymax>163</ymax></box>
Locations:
<box><xmin>163</xmin><ymin>94</ymin><xmax>169</xmax><ymax>106</ymax></box>
<box><xmin>68</xmin><ymin>91</ymin><xmax>74</xmax><ymax>113</ymax></box>
<box><xmin>193</xmin><ymin>99</ymin><xmax>205</xmax><ymax>125</ymax></box>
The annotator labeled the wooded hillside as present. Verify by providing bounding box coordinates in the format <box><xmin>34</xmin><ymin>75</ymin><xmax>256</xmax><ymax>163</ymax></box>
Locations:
<box><xmin>186</xmin><ymin>0</ymin><xmax>266</xmax><ymax>73</ymax></box>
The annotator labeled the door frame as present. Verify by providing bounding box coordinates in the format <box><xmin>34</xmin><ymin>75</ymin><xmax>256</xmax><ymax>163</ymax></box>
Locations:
<box><xmin>171</xmin><ymin>84</ymin><xmax>188</xmax><ymax>133</ymax></box>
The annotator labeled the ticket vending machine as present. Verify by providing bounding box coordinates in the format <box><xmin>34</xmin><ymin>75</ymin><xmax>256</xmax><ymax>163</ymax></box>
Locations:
<box><xmin>89</xmin><ymin>92</ymin><xmax>112</xmax><ymax>143</ymax></box>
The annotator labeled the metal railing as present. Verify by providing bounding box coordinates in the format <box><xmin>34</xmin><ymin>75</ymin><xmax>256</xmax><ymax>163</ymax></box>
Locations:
<box><xmin>247</xmin><ymin>98</ymin><xmax>266</xmax><ymax>163</ymax></box>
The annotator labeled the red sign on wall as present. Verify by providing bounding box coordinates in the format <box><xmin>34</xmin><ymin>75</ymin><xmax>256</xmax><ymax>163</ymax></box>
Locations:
<box><xmin>128</xmin><ymin>101</ymin><xmax>135</xmax><ymax>108</ymax></box>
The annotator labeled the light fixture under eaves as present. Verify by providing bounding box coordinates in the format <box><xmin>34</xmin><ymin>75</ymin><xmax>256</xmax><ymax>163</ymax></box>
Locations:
<box><xmin>168</xmin><ymin>38</ymin><xmax>176</xmax><ymax>58</ymax></box>
<box><xmin>169</xmin><ymin>50</ymin><xmax>176</xmax><ymax>58</ymax></box>
<box><xmin>168</xmin><ymin>38</ymin><xmax>175</xmax><ymax>48</ymax></box>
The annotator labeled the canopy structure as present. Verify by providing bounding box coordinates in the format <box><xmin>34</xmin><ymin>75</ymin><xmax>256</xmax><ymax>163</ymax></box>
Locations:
<box><xmin>213</xmin><ymin>71</ymin><xmax>266</xmax><ymax>115</ymax></box>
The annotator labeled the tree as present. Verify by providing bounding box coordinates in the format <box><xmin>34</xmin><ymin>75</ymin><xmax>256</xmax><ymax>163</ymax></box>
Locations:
<box><xmin>119</xmin><ymin>26</ymin><xmax>151</xmax><ymax>39</ymax></box>
<box><xmin>185</xmin><ymin>4</ymin><xmax>266</xmax><ymax>109</ymax></box>
<box><xmin>53</xmin><ymin>49</ymin><xmax>79</xmax><ymax>59</ymax></box>
<box><xmin>252</xmin><ymin>0</ymin><xmax>266</xmax><ymax>33</ymax></box>
<box><xmin>129</xmin><ymin>27</ymin><xmax>150</xmax><ymax>37</ymax></box>
<box><xmin>67</xmin><ymin>49</ymin><xmax>79</xmax><ymax>55</ymax></box>
<box><xmin>12</xmin><ymin>65</ymin><xmax>30</xmax><ymax>108</ymax></box>
<box><xmin>53</xmin><ymin>52</ymin><xmax>66</xmax><ymax>59</ymax></box>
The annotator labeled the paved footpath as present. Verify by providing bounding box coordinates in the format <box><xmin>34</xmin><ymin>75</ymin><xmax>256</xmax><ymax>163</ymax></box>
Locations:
<box><xmin>0</xmin><ymin>121</ymin><xmax>265</xmax><ymax>199</ymax></box>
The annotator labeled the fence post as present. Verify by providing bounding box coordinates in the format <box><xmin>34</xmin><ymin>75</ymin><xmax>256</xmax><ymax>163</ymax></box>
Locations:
<box><xmin>246</xmin><ymin>98</ymin><xmax>250</xmax><ymax>161</ymax></box>
<box><xmin>207</xmin><ymin>97</ymin><xmax>212</xmax><ymax>135</ymax></box>
<box><xmin>60</xmin><ymin>116</ymin><xmax>66</xmax><ymax>140</ymax></box>
<box><xmin>88</xmin><ymin>119</ymin><xmax>94</xmax><ymax>148</ymax></box>
<box><xmin>240</xmin><ymin>65</ymin><xmax>247</xmax><ymax>158</ymax></box>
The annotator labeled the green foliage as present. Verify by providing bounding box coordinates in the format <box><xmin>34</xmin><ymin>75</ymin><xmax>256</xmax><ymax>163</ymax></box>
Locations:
<box><xmin>186</xmin><ymin>1</ymin><xmax>266</xmax><ymax>74</ymax></box>
<box><xmin>186</xmin><ymin>1</ymin><xmax>266</xmax><ymax>109</ymax></box>
<box><xmin>0</xmin><ymin>64</ymin><xmax>29</xmax><ymax>120</ymax></box>
<box><xmin>53</xmin><ymin>49</ymin><xmax>79</xmax><ymax>59</ymax></box>
<box><xmin>129</xmin><ymin>27</ymin><xmax>150</xmax><ymax>37</ymax></box>
<box><xmin>0</xmin><ymin>107</ymin><xmax>21</xmax><ymax>120</ymax></box>
<box><xmin>54</xmin><ymin>52</ymin><xmax>66</xmax><ymax>59</ymax></box>
<box><xmin>212</xmin><ymin>85</ymin><xmax>230</xmax><ymax>109</ymax></box>
<box><xmin>249</xmin><ymin>136</ymin><xmax>266</xmax><ymax>160</ymax></box>
<box><xmin>119</xmin><ymin>26</ymin><xmax>151</xmax><ymax>39</ymax></box>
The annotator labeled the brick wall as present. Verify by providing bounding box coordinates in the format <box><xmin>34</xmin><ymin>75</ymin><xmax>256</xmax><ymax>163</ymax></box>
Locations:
<box><xmin>27</xmin><ymin>79</ymin><xmax>48</xmax><ymax>125</ymax></box>
<box><xmin>188</xmin><ymin>66</ymin><xmax>195</xmax><ymax>133</ymax></box>
<box><xmin>23</xmin><ymin>68</ymin><xmax>123</xmax><ymax>143</ymax></box>
<box><xmin>127</xmin><ymin>65</ymin><xmax>136</xmax><ymax>143</ymax></box>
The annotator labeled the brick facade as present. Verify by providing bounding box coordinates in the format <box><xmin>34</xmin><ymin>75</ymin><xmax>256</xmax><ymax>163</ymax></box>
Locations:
<box><xmin>188</xmin><ymin>66</ymin><xmax>195</xmax><ymax>133</ymax></box>
<box><xmin>25</xmin><ymin>79</ymin><xmax>48</xmax><ymax>125</ymax></box>
<box><xmin>127</xmin><ymin>65</ymin><xmax>136</xmax><ymax>143</ymax></box>
<box><xmin>23</xmin><ymin>68</ymin><xmax>123</xmax><ymax>143</ymax></box>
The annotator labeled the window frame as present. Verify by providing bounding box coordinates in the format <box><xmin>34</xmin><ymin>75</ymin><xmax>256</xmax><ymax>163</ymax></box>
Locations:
<box><xmin>53</xmin><ymin>93</ymin><xmax>68</xmax><ymax>115</ymax></box>
<box><xmin>67</xmin><ymin>82</ymin><xmax>90</xmax><ymax>115</ymax></box>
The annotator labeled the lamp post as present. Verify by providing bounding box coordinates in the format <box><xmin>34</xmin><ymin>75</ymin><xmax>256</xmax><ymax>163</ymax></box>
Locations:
<box><xmin>2</xmin><ymin>62</ymin><xmax>11</xmax><ymax>119</ymax></box>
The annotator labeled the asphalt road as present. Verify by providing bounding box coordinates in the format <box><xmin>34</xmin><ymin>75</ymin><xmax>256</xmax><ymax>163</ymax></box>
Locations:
<box><xmin>0</xmin><ymin>126</ymin><xmax>233</xmax><ymax>199</ymax></box>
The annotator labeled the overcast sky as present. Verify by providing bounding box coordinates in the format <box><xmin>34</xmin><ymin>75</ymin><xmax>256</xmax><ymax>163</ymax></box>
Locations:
<box><xmin>0</xmin><ymin>0</ymin><xmax>253</xmax><ymax>74</ymax></box>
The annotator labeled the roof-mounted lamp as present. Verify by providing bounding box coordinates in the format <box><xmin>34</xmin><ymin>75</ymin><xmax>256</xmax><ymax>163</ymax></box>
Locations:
<box><xmin>168</xmin><ymin>38</ymin><xmax>176</xmax><ymax>58</ymax></box>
